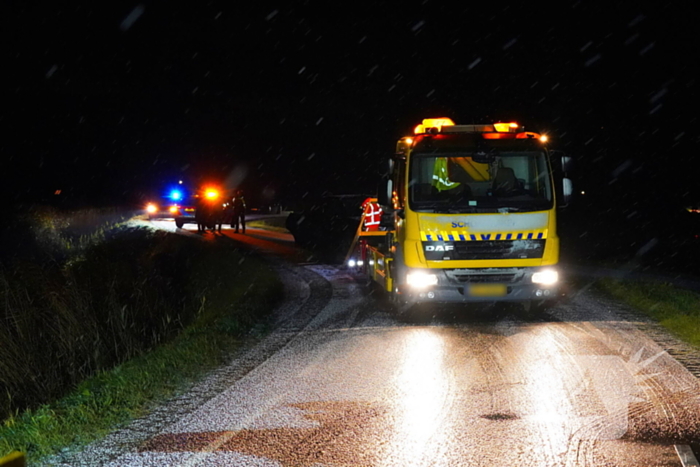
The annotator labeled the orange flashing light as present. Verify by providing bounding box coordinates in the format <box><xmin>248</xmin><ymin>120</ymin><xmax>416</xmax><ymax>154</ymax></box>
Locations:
<box><xmin>482</xmin><ymin>132</ymin><xmax>512</xmax><ymax>139</ymax></box>
<box><xmin>483</xmin><ymin>130</ymin><xmax>545</xmax><ymax>141</ymax></box>
<box><xmin>414</xmin><ymin>117</ymin><xmax>455</xmax><ymax>134</ymax></box>
<box><xmin>169</xmin><ymin>205</ymin><xmax>179</xmax><ymax>214</ymax></box>
<box><xmin>493</xmin><ymin>122</ymin><xmax>519</xmax><ymax>132</ymax></box>
<box><xmin>146</xmin><ymin>203</ymin><xmax>158</xmax><ymax>213</ymax></box>
<box><xmin>424</xmin><ymin>117</ymin><xmax>455</xmax><ymax>128</ymax></box>
<box><xmin>516</xmin><ymin>132</ymin><xmax>542</xmax><ymax>139</ymax></box>
<box><xmin>204</xmin><ymin>189</ymin><xmax>219</xmax><ymax>200</ymax></box>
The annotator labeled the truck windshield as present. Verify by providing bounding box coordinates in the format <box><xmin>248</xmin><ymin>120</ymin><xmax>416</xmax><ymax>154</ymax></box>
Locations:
<box><xmin>409</xmin><ymin>150</ymin><xmax>553</xmax><ymax>213</ymax></box>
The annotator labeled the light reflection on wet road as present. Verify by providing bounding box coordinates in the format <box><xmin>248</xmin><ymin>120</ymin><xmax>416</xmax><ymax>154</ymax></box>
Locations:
<box><xmin>55</xmin><ymin>221</ymin><xmax>700</xmax><ymax>466</ymax></box>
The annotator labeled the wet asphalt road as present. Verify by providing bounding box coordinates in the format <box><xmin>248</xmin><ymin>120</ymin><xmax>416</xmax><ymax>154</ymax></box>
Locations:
<box><xmin>48</xmin><ymin>221</ymin><xmax>700</xmax><ymax>466</ymax></box>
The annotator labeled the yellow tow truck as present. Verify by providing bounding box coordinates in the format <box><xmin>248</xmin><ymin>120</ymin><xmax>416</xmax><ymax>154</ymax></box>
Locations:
<box><xmin>347</xmin><ymin>117</ymin><xmax>572</xmax><ymax>313</ymax></box>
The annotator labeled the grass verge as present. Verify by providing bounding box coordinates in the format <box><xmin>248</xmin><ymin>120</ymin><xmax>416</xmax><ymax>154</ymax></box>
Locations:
<box><xmin>596</xmin><ymin>278</ymin><xmax>700</xmax><ymax>348</ymax></box>
<box><xmin>246</xmin><ymin>214</ymin><xmax>290</xmax><ymax>234</ymax></box>
<box><xmin>0</xmin><ymin>236</ymin><xmax>283</xmax><ymax>464</ymax></box>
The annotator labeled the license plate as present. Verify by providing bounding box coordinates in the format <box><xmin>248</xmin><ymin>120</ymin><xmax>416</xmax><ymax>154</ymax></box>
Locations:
<box><xmin>468</xmin><ymin>284</ymin><xmax>507</xmax><ymax>297</ymax></box>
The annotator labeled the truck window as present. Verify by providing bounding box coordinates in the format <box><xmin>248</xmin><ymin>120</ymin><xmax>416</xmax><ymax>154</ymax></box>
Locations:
<box><xmin>409</xmin><ymin>150</ymin><xmax>553</xmax><ymax>213</ymax></box>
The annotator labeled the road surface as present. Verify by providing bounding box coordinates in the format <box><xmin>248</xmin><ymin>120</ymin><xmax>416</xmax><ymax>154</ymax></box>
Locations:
<box><xmin>48</xmin><ymin>219</ymin><xmax>700</xmax><ymax>466</ymax></box>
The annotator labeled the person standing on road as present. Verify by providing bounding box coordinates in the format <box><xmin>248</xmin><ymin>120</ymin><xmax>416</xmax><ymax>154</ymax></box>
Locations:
<box><xmin>231</xmin><ymin>190</ymin><xmax>246</xmax><ymax>234</ymax></box>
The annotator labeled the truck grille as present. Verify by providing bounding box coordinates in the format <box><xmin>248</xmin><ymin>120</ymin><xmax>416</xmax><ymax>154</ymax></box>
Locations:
<box><xmin>423</xmin><ymin>240</ymin><xmax>545</xmax><ymax>261</ymax></box>
<box><xmin>454</xmin><ymin>240</ymin><xmax>545</xmax><ymax>260</ymax></box>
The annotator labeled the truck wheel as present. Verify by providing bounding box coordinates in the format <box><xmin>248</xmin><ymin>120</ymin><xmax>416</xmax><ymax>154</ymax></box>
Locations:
<box><xmin>175</xmin><ymin>219</ymin><xmax>184</xmax><ymax>229</ymax></box>
<box><xmin>389</xmin><ymin>289</ymin><xmax>412</xmax><ymax>316</ymax></box>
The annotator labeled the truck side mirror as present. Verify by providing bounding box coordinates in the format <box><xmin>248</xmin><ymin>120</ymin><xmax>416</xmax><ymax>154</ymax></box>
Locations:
<box><xmin>561</xmin><ymin>156</ymin><xmax>573</xmax><ymax>174</ymax></box>
<box><xmin>378</xmin><ymin>178</ymin><xmax>392</xmax><ymax>208</ymax></box>
<box><xmin>560</xmin><ymin>177</ymin><xmax>573</xmax><ymax>208</ymax></box>
<box><xmin>549</xmin><ymin>150</ymin><xmax>572</xmax><ymax>172</ymax></box>
<box><xmin>549</xmin><ymin>150</ymin><xmax>574</xmax><ymax>208</ymax></box>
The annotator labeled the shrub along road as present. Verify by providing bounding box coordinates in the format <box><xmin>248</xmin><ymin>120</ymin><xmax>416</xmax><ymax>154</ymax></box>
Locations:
<box><xmin>0</xmin><ymin>213</ymin><xmax>285</xmax><ymax>464</ymax></box>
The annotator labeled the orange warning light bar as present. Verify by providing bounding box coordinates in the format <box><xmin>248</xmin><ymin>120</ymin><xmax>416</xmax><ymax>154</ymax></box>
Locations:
<box><xmin>493</xmin><ymin>122</ymin><xmax>520</xmax><ymax>132</ymax></box>
<box><xmin>414</xmin><ymin>117</ymin><xmax>455</xmax><ymax>134</ymax></box>
<box><xmin>482</xmin><ymin>132</ymin><xmax>512</xmax><ymax>139</ymax></box>
<box><xmin>516</xmin><ymin>132</ymin><xmax>543</xmax><ymax>139</ymax></box>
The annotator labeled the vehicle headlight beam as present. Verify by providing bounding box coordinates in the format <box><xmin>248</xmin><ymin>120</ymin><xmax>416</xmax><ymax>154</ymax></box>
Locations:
<box><xmin>532</xmin><ymin>269</ymin><xmax>558</xmax><ymax>286</ymax></box>
<box><xmin>406</xmin><ymin>271</ymin><xmax>438</xmax><ymax>289</ymax></box>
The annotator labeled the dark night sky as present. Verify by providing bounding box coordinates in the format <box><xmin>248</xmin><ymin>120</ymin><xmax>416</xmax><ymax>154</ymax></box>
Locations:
<box><xmin>2</xmin><ymin>1</ymin><xmax>699</xmax><ymax>211</ymax></box>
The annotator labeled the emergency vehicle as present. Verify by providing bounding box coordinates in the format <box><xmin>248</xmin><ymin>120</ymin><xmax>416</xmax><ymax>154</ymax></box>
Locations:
<box><xmin>161</xmin><ymin>186</ymin><xmax>223</xmax><ymax>229</ymax></box>
<box><xmin>145</xmin><ymin>187</ymin><xmax>188</xmax><ymax>221</ymax></box>
<box><xmin>348</xmin><ymin>118</ymin><xmax>572</xmax><ymax>312</ymax></box>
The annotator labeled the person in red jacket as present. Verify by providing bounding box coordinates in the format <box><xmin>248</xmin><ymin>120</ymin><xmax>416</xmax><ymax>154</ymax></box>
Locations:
<box><xmin>362</xmin><ymin>197</ymin><xmax>383</xmax><ymax>231</ymax></box>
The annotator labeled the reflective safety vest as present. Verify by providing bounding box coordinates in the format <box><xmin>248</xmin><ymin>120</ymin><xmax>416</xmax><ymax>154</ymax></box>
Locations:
<box><xmin>362</xmin><ymin>199</ymin><xmax>383</xmax><ymax>231</ymax></box>
<box><xmin>432</xmin><ymin>157</ymin><xmax>461</xmax><ymax>192</ymax></box>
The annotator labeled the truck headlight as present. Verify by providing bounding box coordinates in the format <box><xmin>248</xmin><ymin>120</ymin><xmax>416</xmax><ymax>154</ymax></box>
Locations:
<box><xmin>406</xmin><ymin>271</ymin><xmax>438</xmax><ymax>289</ymax></box>
<box><xmin>532</xmin><ymin>269</ymin><xmax>558</xmax><ymax>286</ymax></box>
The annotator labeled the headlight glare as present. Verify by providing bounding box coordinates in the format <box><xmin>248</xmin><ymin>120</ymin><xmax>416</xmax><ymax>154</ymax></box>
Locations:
<box><xmin>532</xmin><ymin>269</ymin><xmax>558</xmax><ymax>285</ymax></box>
<box><xmin>406</xmin><ymin>271</ymin><xmax>438</xmax><ymax>288</ymax></box>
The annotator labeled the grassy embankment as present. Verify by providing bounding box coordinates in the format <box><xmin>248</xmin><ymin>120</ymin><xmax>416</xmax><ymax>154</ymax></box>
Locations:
<box><xmin>560</xmin><ymin>207</ymin><xmax>700</xmax><ymax>349</ymax></box>
<box><xmin>0</xmin><ymin>207</ymin><xmax>283</xmax><ymax>464</ymax></box>
<box><xmin>246</xmin><ymin>214</ymin><xmax>291</xmax><ymax>233</ymax></box>
<box><xmin>597</xmin><ymin>278</ymin><xmax>700</xmax><ymax>348</ymax></box>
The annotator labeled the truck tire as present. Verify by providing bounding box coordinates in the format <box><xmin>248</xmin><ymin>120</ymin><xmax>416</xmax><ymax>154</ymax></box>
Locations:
<box><xmin>389</xmin><ymin>288</ymin><xmax>412</xmax><ymax>316</ymax></box>
<box><xmin>175</xmin><ymin>219</ymin><xmax>184</xmax><ymax>229</ymax></box>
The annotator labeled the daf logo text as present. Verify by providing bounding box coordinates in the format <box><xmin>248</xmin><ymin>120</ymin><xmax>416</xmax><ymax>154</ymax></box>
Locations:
<box><xmin>425</xmin><ymin>244</ymin><xmax>454</xmax><ymax>252</ymax></box>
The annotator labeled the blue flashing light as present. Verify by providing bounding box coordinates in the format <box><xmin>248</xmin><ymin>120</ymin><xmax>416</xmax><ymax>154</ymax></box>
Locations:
<box><xmin>170</xmin><ymin>189</ymin><xmax>183</xmax><ymax>201</ymax></box>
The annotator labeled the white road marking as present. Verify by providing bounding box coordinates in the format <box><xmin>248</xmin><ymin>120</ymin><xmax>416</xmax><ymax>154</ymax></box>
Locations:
<box><xmin>676</xmin><ymin>445</ymin><xmax>700</xmax><ymax>467</ymax></box>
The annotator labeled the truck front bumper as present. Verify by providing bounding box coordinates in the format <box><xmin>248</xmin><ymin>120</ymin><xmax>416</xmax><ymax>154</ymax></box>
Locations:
<box><xmin>397</xmin><ymin>267</ymin><xmax>560</xmax><ymax>305</ymax></box>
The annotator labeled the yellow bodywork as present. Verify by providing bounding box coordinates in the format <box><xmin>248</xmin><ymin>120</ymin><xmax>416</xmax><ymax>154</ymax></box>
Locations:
<box><xmin>354</xmin><ymin>120</ymin><xmax>560</xmax><ymax>297</ymax></box>
<box><xmin>401</xmin><ymin>208</ymin><xmax>559</xmax><ymax>270</ymax></box>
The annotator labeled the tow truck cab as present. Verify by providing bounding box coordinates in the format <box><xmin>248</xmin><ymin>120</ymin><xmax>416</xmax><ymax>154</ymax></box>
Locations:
<box><xmin>363</xmin><ymin>118</ymin><xmax>572</xmax><ymax>310</ymax></box>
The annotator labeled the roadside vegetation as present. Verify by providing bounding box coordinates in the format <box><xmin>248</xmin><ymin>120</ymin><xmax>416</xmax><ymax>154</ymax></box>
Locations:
<box><xmin>246</xmin><ymin>214</ymin><xmax>290</xmax><ymax>233</ymax></box>
<box><xmin>0</xmin><ymin>206</ymin><xmax>283</xmax><ymax>463</ymax></box>
<box><xmin>560</xmin><ymin>202</ymin><xmax>700</xmax><ymax>349</ymax></box>
<box><xmin>597</xmin><ymin>278</ymin><xmax>700</xmax><ymax>348</ymax></box>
